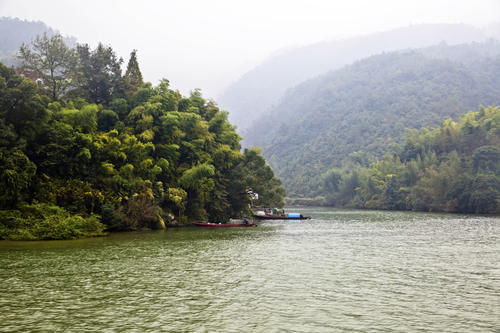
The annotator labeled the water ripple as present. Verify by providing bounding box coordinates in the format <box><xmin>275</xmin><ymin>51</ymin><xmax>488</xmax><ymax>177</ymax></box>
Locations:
<box><xmin>0</xmin><ymin>208</ymin><xmax>499</xmax><ymax>332</ymax></box>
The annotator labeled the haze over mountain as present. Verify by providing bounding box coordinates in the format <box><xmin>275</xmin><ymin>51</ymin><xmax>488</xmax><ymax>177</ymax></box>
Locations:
<box><xmin>243</xmin><ymin>41</ymin><xmax>500</xmax><ymax>197</ymax></box>
<box><xmin>0</xmin><ymin>17</ymin><xmax>76</xmax><ymax>66</ymax></box>
<box><xmin>3</xmin><ymin>0</ymin><xmax>500</xmax><ymax>98</ymax></box>
<box><xmin>218</xmin><ymin>24</ymin><xmax>491</xmax><ymax>132</ymax></box>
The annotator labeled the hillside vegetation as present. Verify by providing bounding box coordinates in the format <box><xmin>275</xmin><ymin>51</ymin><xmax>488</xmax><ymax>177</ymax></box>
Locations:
<box><xmin>325</xmin><ymin>105</ymin><xmax>500</xmax><ymax>214</ymax></box>
<box><xmin>219</xmin><ymin>24</ymin><xmax>487</xmax><ymax>131</ymax></box>
<box><xmin>0</xmin><ymin>34</ymin><xmax>284</xmax><ymax>240</ymax></box>
<box><xmin>244</xmin><ymin>42</ymin><xmax>500</xmax><ymax>197</ymax></box>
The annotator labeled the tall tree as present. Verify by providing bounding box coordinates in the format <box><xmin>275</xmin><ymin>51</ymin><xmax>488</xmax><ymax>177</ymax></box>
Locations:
<box><xmin>18</xmin><ymin>33</ymin><xmax>75</xmax><ymax>100</ymax></box>
<box><xmin>74</xmin><ymin>43</ymin><xmax>123</xmax><ymax>105</ymax></box>
<box><xmin>124</xmin><ymin>49</ymin><xmax>143</xmax><ymax>95</ymax></box>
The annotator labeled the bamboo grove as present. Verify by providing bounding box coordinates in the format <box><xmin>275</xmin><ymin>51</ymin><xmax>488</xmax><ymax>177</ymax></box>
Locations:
<box><xmin>0</xmin><ymin>33</ymin><xmax>285</xmax><ymax>240</ymax></box>
<box><xmin>320</xmin><ymin>105</ymin><xmax>500</xmax><ymax>214</ymax></box>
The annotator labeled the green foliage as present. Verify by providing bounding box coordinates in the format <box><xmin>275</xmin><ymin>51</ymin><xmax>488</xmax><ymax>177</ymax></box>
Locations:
<box><xmin>179</xmin><ymin>163</ymin><xmax>215</xmax><ymax>189</ymax></box>
<box><xmin>73</xmin><ymin>43</ymin><xmax>124</xmax><ymax>105</ymax></box>
<box><xmin>0</xmin><ymin>63</ymin><xmax>48</xmax><ymax>138</ymax></box>
<box><xmin>110</xmin><ymin>98</ymin><xmax>130</xmax><ymax>120</ymax></box>
<box><xmin>60</xmin><ymin>104</ymin><xmax>98</xmax><ymax>133</ymax></box>
<box><xmin>167</xmin><ymin>187</ymin><xmax>187</xmax><ymax>223</ymax></box>
<box><xmin>0</xmin><ymin>150</ymin><xmax>36</xmax><ymax>208</ymax></box>
<box><xmin>0</xmin><ymin>204</ymin><xmax>105</xmax><ymax>240</ymax></box>
<box><xmin>97</xmin><ymin>109</ymin><xmax>119</xmax><ymax>132</ymax></box>
<box><xmin>245</xmin><ymin>43</ymin><xmax>500</xmax><ymax>197</ymax></box>
<box><xmin>0</xmin><ymin>45</ymin><xmax>285</xmax><ymax>238</ymax></box>
<box><xmin>124</xmin><ymin>50</ymin><xmax>143</xmax><ymax>96</ymax></box>
<box><xmin>240</xmin><ymin>148</ymin><xmax>286</xmax><ymax>208</ymax></box>
<box><xmin>324</xmin><ymin>105</ymin><xmax>500</xmax><ymax>214</ymax></box>
<box><xmin>111</xmin><ymin>187</ymin><xmax>164</xmax><ymax>231</ymax></box>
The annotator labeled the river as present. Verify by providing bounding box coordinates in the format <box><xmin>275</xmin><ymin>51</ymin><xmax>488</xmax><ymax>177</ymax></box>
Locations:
<box><xmin>0</xmin><ymin>207</ymin><xmax>499</xmax><ymax>332</ymax></box>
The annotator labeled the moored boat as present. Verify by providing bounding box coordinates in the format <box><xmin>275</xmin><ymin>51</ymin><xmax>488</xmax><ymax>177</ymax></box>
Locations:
<box><xmin>253</xmin><ymin>208</ymin><xmax>311</xmax><ymax>220</ymax></box>
<box><xmin>192</xmin><ymin>220</ymin><xmax>256</xmax><ymax>227</ymax></box>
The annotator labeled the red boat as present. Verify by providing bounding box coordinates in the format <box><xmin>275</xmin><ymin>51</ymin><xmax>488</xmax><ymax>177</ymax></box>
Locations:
<box><xmin>192</xmin><ymin>221</ymin><xmax>256</xmax><ymax>227</ymax></box>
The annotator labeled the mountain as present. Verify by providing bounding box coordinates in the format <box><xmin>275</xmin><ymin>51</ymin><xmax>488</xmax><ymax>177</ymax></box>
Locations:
<box><xmin>218</xmin><ymin>24</ymin><xmax>489</xmax><ymax>132</ymax></box>
<box><xmin>325</xmin><ymin>105</ymin><xmax>500</xmax><ymax>214</ymax></box>
<box><xmin>243</xmin><ymin>41</ymin><xmax>500</xmax><ymax>197</ymax></box>
<box><xmin>0</xmin><ymin>17</ymin><xmax>76</xmax><ymax>66</ymax></box>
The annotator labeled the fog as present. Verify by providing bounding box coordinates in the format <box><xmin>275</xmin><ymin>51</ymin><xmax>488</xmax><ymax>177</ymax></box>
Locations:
<box><xmin>1</xmin><ymin>0</ymin><xmax>499</xmax><ymax>98</ymax></box>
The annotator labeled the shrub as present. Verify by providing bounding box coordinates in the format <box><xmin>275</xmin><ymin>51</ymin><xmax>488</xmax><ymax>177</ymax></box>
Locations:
<box><xmin>0</xmin><ymin>203</ymin><xmax>105</xmax><ymax>240</ymax></box>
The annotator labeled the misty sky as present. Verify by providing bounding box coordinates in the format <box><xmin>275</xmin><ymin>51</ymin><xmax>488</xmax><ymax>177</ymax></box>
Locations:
<box><xmin>1</xmin><ymin>0</ymin><xmax>499</xmax><ymax>98</ymax></box>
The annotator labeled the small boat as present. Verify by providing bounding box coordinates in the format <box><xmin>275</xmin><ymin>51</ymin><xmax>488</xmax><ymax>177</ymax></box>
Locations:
<box><xmin>192</xmin><ymin>220</ymin><xmax>256</xmax><ymax>227</ymax></box>
<box><xmin>253</xmin><ymin>209</ymin><xmax>311</xmax><ymax>220</ymax></box>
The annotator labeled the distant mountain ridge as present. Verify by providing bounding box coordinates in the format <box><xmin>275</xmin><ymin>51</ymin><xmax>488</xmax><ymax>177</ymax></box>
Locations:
<box><xmin>0</xmin><ymin>17</ymin><xmax>76</xmax><ymax>66</ymax></box>
<box><xmin>243</xmin><ymin>41</ymin><xmax>500</xmax><ymax>197</ymax></box>
<box><xmin>218</xmin><ymin>24</ymin><xmax>489</xmax><ymax>132</ymax></box>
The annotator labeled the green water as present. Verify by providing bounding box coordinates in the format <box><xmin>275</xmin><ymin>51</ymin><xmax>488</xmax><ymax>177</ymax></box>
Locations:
<box><xmin>1</xmin><ymin>208</ymin><xmax>499</xmax><ymax>332</ymax></box>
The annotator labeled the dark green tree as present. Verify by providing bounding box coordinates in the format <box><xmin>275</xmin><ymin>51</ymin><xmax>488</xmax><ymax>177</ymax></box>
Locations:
<box><xmin>0</xmin><ymin>63</ymin><xmax>48</xmax><ymax>139</ymax></box>
<box><xmin>74</xmin><ymin>43</ymin><xmax>123</xmax><ymax>105</ymax></box>
<box><xmin>472</xmin><ymin>146</ymin><xmax>500</xmax><ymax>173</ymax></box>
<box><xmin>124</xmin><ymin>49</ymin><xmax>143</xmax><ymax>96</ymax></box>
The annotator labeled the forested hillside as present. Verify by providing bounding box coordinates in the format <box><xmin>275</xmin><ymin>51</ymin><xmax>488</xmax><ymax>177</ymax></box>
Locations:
<box><xmin>244</xmin><ymin>42</ymin><xmax>500</xmax><ymax>197</ymax></box>
<box><xmin>322</xmin><ymin>105</ymin><xmax>500</xmax><ymax>214</ymax></box>
<box><xmin>0</xmin><ymin>17</ymin><xmax>76</xmax><ymax>66</ymax></box>
<box><xmin>218</xmin><ymin>24</ymin><xmax>487</xmax><ymax>131</ymax></box>
<box><xmin>0</xmin><ymin>34</ymin><xmax>284</xmax><ymax>240</ymax></box>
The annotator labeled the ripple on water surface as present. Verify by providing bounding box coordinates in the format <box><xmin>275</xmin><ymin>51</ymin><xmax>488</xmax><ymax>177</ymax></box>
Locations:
<box><xmin>0</xmin><ymin>208</ymin><xmax>499</xmax><ymax>332</ymax></box>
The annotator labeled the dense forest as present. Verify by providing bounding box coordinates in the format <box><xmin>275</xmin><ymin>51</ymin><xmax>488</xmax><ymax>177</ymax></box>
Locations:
<box><xmin>245</xmin><ymin>42</ymin><xmax>500</xmax><ymax>197</ymax></box>
<box><xmin>219</xmin><ymin>23</ymin><xmax>488</xmax><ymax>131</ymax></box>
<box><xmin>0</xmin><ymin>34</ymin><xmax>285</xmax><ymax>240</ymax></box>
<box><xmin>319</xmin><ymin>105</ymin><xmax>500</xmax><ymax>214</ymax></box>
